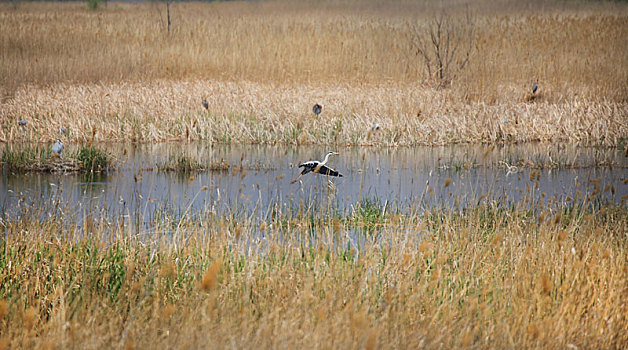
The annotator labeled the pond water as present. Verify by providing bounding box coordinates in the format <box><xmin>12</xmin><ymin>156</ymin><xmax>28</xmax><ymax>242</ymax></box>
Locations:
<box><xmin>1</xmin><ymin>143</ymin><xmax>627</xmax><ymax>231</ymax></box>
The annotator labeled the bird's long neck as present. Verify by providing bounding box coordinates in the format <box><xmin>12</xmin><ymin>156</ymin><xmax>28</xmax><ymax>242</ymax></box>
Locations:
<box><xmin>320</xmin><ymin>152</ymin><xmax>333</xmax><ymax>166</ymax></box>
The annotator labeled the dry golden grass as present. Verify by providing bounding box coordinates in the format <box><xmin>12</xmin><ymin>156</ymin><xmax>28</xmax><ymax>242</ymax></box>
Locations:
<box><xmin>0</xmin><ymin>1</ymin><xmax>627</xmax><ymax>145</ymax></box>
<box><xmin>1</xmin><ymin>80</ymin><xmax>626</xmax><ymax>146</ymax></box>
<box><xmin>0</xmin><ymin>201</ymin><xmax>626</xmax><ymax>348</ymax></box>
<box><xmin>1</xmin><ymin>1</ymin><xmax>626</xmax><ymax>96</ymax></box>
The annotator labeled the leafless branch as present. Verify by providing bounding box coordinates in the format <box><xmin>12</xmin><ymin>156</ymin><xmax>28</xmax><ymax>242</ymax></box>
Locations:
<box><xmin>408</xmin><ymin>9</ymin><xmax>476</xmax><ymax>87</ymax></box>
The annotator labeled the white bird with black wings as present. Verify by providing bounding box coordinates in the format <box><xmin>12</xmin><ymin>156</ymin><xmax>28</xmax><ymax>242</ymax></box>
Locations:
<box><xmin>291</xmin><ymin>152</ymin><xmax>343</xmax><ymax>184</ymax></box>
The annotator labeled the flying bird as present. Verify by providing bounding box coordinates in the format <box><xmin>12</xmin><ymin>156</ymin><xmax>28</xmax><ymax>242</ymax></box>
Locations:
<box><xmin>202</xmin><ymin>98</ymin><xmax>209</xmax><ymax>110</ymax></box>
<box><xmin>312</xmin><ymin>103</ymin><xmax>322</xmax><ymax>116</ymax></box>
<box><xmin>291</xmin><ymin>152</ymin><xmax>342</xmax><ymax>184</ymax></box>
<box><xmin>51</xmin><ymin>139</ymin><xmax>64</xmax><ymax>157</ymax></box>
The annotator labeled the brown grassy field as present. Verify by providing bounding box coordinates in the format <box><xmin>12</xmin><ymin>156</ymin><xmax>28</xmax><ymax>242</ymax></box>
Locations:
<box><xmin>1</xmin><ymin>1</ymin><xmax>627</xmax><ymax>145</ymax></box>
<box><xmin>0</xmin><ymin>199</ymin><xmax>626</xmax><ymax>349</ymax></box>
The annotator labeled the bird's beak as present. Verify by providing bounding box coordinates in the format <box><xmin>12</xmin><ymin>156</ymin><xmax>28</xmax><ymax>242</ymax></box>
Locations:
<box><xmin>334</xmin><ymin>152</ymin><xmax>340</xmax><ymax>155</ymax></box>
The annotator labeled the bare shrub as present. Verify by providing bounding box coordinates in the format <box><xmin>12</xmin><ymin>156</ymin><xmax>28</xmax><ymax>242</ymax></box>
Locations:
<box><xmin>408</xmin><ymin>10</ymin><xmax>475</xmax><ymax>87</ymax></box>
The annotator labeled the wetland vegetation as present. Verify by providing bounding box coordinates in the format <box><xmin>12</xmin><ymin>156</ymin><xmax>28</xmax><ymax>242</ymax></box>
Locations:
<box><xmin>1</xmin><ymin>144</ymin><xmax>114</xmax><ymax>174</ymax></box>
<box><xmin>156</xmin><ymin>154</ymin><xmax>228</xmax><ymax>173</ymax></box>
<box><xmin>1</xmin><ymin>197</ymin><xmax>626</xmax><ymax>348</ymax></box>
<box><xmin>0</xmin><ymin>1</ymin><xmax>626</xmax><ymax>146</ymax></box>
<box><xmin>1</xmin><ymin>0</ymin><xmax>627</xmax><ymax>349</ymax></box>
<box><xmin>1</xmin><ymin>143</ymin><xmax>626</xmax><ymax>349</ymax></box>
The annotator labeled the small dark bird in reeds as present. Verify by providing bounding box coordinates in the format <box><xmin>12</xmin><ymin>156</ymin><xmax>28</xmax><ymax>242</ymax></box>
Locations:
<box><xmin>312</xmin><ymin>103</ymin><xmax>322</xmax><ymax>116</ymax></box>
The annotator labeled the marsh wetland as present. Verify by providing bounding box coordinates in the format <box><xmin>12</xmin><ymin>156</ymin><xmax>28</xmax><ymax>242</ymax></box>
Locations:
<box><xmin>2</xmin><ymin>142</ymin><xmax>627</xmax><ymax>349</ymax></box>
<box><xmin>2</xmin><ymin>143</ymin><xmax>627</xmax><ymax>225</ymax></box>
<box><xmin>1</xmin><ymin>1</ymin><xmax>627</xmax><ymax>349</ymax></box>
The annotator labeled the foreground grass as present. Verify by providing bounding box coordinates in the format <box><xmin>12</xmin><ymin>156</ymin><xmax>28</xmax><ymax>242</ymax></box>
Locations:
<box><xmin>0</xmin><ymin>201</ymin><xmax>626</xmax><ymax>348</ymax></box>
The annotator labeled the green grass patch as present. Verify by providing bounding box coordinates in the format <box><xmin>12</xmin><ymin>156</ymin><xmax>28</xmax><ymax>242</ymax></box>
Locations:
<box><xmin>75</xmin><ymin>145</ymin><xmax>113</xmax><ymax>173</ymax></box>
<box><xmin>157</xmin><ymin>154</ymin><xmax>229</xmax><ymax>172</ymax></box>
<box><xmin>1</xmin><ymin>143</ymin><xmax>113</xmax><ymax>173</ymax></box>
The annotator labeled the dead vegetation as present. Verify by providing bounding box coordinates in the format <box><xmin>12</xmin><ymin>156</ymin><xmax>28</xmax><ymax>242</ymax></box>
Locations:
<box><xmin>1</xmin><ymin>81</ymin><xmax>626</xmax><ymax>146</ymax></box>
<box><xmin>0</xmin><ymin>199</ymin><xmax>626</xmax><ymax>348</ymax></box>
<box><xmin>0</xmin><ymin>1</ymin><xmax>626</xmax><ymax>146</ymax></box>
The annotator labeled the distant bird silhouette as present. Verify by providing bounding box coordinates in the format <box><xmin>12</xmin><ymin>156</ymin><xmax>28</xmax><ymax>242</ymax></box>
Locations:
<box><xmin>532</xmin><ymin>81</ymin><xmax>539</xmax><ymax>94</ymax></box>
<box><xmin>313</xmin><ymin>103</ymin><xmax>322</xmax><ymax>116</ymax></box>
<box><xmin>371</xmin><ymin>122</ymin><xmax>380</xmax><ymax>131</ymax></box>
<box><xmin>51</xmin><ymin>139</ymin><xmax>64</xmax><ymax>157</ymax></box>
<box><xmin>59</xmin><ymin>126</ymin><xmax>67</xmax><ymax>135</ymax></box>
<box><xmin>291</xmin><ymin>152</ymin><xmax>342</xmax><ymax>184</ymax></box>
<box><xmin>202</xmin><ymin>99</ymin><xmax>209</xmax><ymax>110</ymax></box>
<box><xmin>18</xmin><ymin>120</ymin><xmax>26</xmax><ymax>126</ymax></box>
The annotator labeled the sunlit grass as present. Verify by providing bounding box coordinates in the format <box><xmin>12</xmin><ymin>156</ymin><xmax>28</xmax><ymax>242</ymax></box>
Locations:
<box><xmin>2</xmin><ymin>81</ymin><xmax>625</xmax><ymax>146</ymax></box>
<box><xmin>0</xmin><ymin>198</ymin><xmax>625</xmax><ymax>348</ymax></box>
<box><xmin>0</xmin><ymin>0</ymin><xmax>626</xmax><ymax>347</ymax></box>
<box><xmin>0</xmin><ymin>1</ymin><xmax>626</xmax><ymax>146</ymax></box>
<box><xmin>1</xmin><ymin>1</ymin><xmax>626</xmax><ymax>100</ymax></box>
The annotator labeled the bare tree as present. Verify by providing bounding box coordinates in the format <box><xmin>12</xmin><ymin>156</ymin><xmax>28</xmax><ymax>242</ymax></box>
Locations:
<box><xmin>152</xmin><ymin>0</ymin><xmax>173</xmax><ymax>36</ymax></box>
<box><xmin>409</xmin><ymin>10</ymin><xmax>475</xmax><ymax>87</ymax></box>
<box><xmin>166</xmin><ymin>0</ymin><xmax>171</xmax><ymax>35</ymax></box>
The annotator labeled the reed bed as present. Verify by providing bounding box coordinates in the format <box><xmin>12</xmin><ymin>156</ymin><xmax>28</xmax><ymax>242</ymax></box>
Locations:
<box><xmin>0</xmin><ymin>198</ymin><xmax>626</xmax><ymax>348</ymax></box>
<box><xmin>1</xmin><ymin>80</ymin><xmax>626</xmax><ymax>146</ymax></box>
<box><xmin>1</xmin><ymin>143</ymin><xmax>114</xmax><ymax>173</ymax></box>
<box><xmin>156</xmin><ymin>154</ymin><xmax>228</xmax><ymax>173</ymax></box>
<box><xmin>1</xmin><ymin>1</ymin><xmax>626</xmax><ymax>98</ymax></box>
<box><xmin>1</xmin><ymin>1</ymin><xmax>627</xmax><ymax>146</ymax></box>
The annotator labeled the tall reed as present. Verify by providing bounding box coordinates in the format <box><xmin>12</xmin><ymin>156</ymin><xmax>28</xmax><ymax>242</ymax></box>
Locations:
<box><xmin>1</xmin><ymin>1</ymin><xmax>626</xmax><ymax>145</ymax></box>
<box><xmin>0</xmin><ymin>198</ymin><xmax>626</xmax><ymax>348</ymax></box>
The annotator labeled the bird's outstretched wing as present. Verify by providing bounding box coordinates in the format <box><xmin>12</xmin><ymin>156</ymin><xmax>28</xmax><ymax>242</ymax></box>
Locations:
<box><xmin>299</xmin><ymin>161</ymin><xmax>318</xmax><ymax>175</ymax></box>
<box><xmin>315</xmin><ymin>164</ymin><xmax>343</xmax><ymax>177</ymax></box>
<box><xmin>292</xmin><ymin>161</ymin><xmax>316</xmax><ymax>183</ymax></box>
<box><xmin>292</xmin><ymin>159</ymin><xmax>342</xmax><ymax>184</ymax></box>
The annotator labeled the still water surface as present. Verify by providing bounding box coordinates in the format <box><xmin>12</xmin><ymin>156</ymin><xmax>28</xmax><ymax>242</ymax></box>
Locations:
<box><xmin>1</xmin><ymin>143</ymin><xmax>627</xmax><ymax>229</ymax></box>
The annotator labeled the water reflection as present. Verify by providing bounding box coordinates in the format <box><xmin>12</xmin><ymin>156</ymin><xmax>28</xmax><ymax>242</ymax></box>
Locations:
<box><xmin>1</xmin><ymin>143</ymin><xmax>626</xmax><ymax>230</ymax></box>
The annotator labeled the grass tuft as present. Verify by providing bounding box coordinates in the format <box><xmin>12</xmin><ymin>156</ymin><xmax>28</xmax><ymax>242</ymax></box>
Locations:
<box><xmin>1</xmin><ymin>144</ymin><xmax>113</xmax><ymax>173</ymax></box>
<box><xmin>75</xmin><ymin>145</ymin><xmax>112</xmax><ymax>173</ymax></box>
<box><xmin>0</xmin><ymin>201</ymin><xmax>625</xmax><ymax>348</ymax></box>
<box><xmin>157</xmin><ymin>154</ymin><xmax>228</xmax><ymax>173</ymax></box>
<box><xmin>201</xmin><ymin>260</ymin><xmax>222</xmax><ymax>292</ymax></box>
